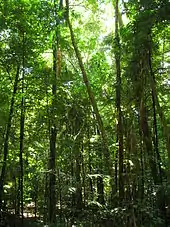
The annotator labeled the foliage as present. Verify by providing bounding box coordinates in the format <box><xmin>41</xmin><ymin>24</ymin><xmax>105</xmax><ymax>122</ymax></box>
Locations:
<box><xmin>0</xmin><ymin>0</ymin><xmax>170</xmax><ymax>226</ymax></box>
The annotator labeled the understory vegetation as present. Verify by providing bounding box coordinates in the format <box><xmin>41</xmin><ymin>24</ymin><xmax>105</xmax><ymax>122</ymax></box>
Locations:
<box><xmin>0</xmin><ymin>0</ymin><xmax>170</xmax><ymax>226</ymax></box>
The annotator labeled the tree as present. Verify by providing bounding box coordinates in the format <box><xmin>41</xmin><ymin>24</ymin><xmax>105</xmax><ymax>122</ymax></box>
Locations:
<box><xmin>0</xmin><ymin>0</ymin><xmax>170</xmax><ymax>226</ymax></box>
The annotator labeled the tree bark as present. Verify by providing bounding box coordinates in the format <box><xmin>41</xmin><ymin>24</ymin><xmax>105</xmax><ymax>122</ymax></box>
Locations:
<box><xmin>148</xmin><ymin>51</ymin><xmax>170</xmax><ymax>164</ymax></box>
<box><xmin>87</xmin><ymin>128</ymin><xmax>94</xmax><ymax>200</ymax></box>
<box><xmin>148</xmin><ymin>51</ymin><xmax>163</xmax><ymax>183</ymax></box>
<box><xmin>49</xmin><ymin>126</ymin><xmax>57</xmax><ymax>223</ymax></box>
<box><xmin>97</xmin><ymin>175</ymin><xmax>105</xmax><ymax>205</ymax></box>
<box><xmin>18</xmin><ymin>32</ymin><xmax>26</xmax><ymax>222</ymax></box>
<box><xmin>65</xmin><ymin>0</ymin><xmax>113</xmax><ymax>180</ymax></box>
<box><xmin>0</xmin><ymin>66</ymin><xmax>20</xmax><ymax>210</ymax></box>
<box><xmin>115</xmin><ymin>0</ymin><xmax>124</xmax><ymax>201</ymax></box>
<box><xmin>74</xmin><ymin>112</ymin><xmax>83</xmax><ymax>210</ymax></box>
<box><xmin>148</xmin><ymin>48</ymin><xmax>167</xmax><ymax>225</ymax></box>
<box><xmin>139</xmin><ymin>99</ymin><xmax>159</xmax><ymax>184</ymax></box>
<box><xmin>48</xmin><ymin>34</ymin><xmax>58</xmax><ymax>224</ymax></box>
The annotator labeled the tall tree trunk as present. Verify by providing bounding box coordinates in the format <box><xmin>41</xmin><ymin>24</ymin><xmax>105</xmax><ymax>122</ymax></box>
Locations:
<box><xmin>74</xmin><ymin>117</ymin><xmax>83</xmax><ymax>211</ymax></box>
<box><xmin>57</xmin><ymin>168</ymin><xmax>62</xmax><ymax>221</ymax></box>
<box><xmin>114</xmin><ymin>144</ymin><xmax>118</xmax><ymax>203</ymax></box>
<box><xmin>0</xmin><ymin>66</ymin><xmax>20</xmax><ymax>211</ymax></box>
<box><xmin>139</xmin><ymin>99</ymin><xmax>159</xmax><ymax>184</ymax></box>
<box><xmin>18</xmin><ymin>32</ymin><xmax>26</xmax><ymax>222</ymax></box>
<box><xmin>148</xmin><ymin>47</ymin><xmax>167</xmax><ymax>225</ymax></box>
<box><xmin>48</xmin><ymin>34</ymin><xmax>58</xmax><ymax>224</ymax></box>
<box><xmin>138</xmin><ymin>115</ymin><xmax>144</xmax><ymax>200</ymax></box>
<box><xmin>96</xmin><ymin>129</ymin><xmax>105</xmax><ymax>205</ymax></box>
<box><xmin>87</xmin><ymin>128</ymin><xmax>93</xmax><ymax>200</ymax></box>
<box><xmin>148</xmin><ymin>50</ymin><xmax>170</xmax><ymax>165</ymax></box>
<box><xmin>97</xmin><ymin>174</ymin><xmax>105</xmax><ymax>205</ymax></box>
<box><xmin>115</xmin><ymin>0</ymin><xmax>124</xmax><ymax>201</ymax></box>
<box><xmin>148</xmin><ymin>48</ymin><xmax>163</xmax><ymax>181</ymax></box>
<box><xmin>18</xmin><ymin>92</ymin><xmax>25</xmax><ymax>220</ymax></box>
<box><xmin>16</xmin><ymin>177</ymin><xmax>20</xmax><ymax>215</ymax></box>
<box><xmin>49</xmin><ymin>126</ymin><xmax>56</xmax><ymax>223</ymax></box>
<box><xmin>81</xmin><ymin>144</ymin><xmax>86</xmax><ymax>205</ymax></box>
<box><xmin>43</xmin><ymin>172</ymin><xmax>48</xmax><ymax>225</ymax></box>
<box><xmin>152</xmin><ymin>93</ymin><xmax>162</xmax><ymax>180</ymax></box>
<box><xmin>18</xmin><ymin>76</ymin><xmax>24</xmax><ymax>222</ymax></box>
<box><xmin>34</xmin><ymin>176</ymin><xmax>38</xmax><ymax>219</ymax></box>
<box><xmin>65</xmin><ymin>0</ymin><xmax>113</xmax><ymax>180</ymax></box>
<box><xmin>44</xmin><ymin>74</ymin><xmax>50</xmax><ymax>225</ymax></box>
<box><xmin>75</xmin><ymin>153</ymin><xmax>83</xmax><ymax>210</ymax></box>
<box><xmin>48</xmin><ymin>0</ymin><xmax>63</xmax><ymax>219</ymax></box>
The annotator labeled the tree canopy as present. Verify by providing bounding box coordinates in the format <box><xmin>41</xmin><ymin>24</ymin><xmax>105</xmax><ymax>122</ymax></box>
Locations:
<box><xmin>0</xmin><ymin>0</ymin><xmax>170</xmax><ymax>226</ymax></box>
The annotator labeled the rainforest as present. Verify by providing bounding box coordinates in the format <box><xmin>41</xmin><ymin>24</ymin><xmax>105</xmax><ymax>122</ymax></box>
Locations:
<box><xmin>0</xmin><ymin>0</ymin><xmax>170</xmax><ymax>226</ymax></box>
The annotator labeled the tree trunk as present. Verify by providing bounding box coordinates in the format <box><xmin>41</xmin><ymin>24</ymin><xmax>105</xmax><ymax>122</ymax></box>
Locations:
<box><xmin>74</xmin><ymin>117</ymin><xmax>83</xmax><ymax>211</ymax></box>
<box><xmin>65</xmin><ymin>0</ymin><xmax>113</xmax><ymax>180</ymax></box>
<box><xmin>148</xmin><ymin>47</ymin><xmax>167</xmax><ymax>225</ymax></box>
<box><xmin>43</xmin><ymin>172</ymin><xmax>48</xmax><ymax>225</ymax></box>
<box><xmin>57</xmin><ymin>168</ymin><xmax>62</xmax><ymax>221</ymax></box>
<box><xmin>148</xmin><ymin>50</ymin><xmax>170</xmax><ymax>165</ymax></box>
<box><xmin>48</xmin><ymin>35</ymin><xmax>58</xmax><ymax>224</ymax></box>
<box><xmin>138</xmin><ymin>115</ymin><xmax>144</xmax><ymax>200</ymax></box>
<box><xmin>97</xmin><ymin>175</ymin><xmax>105</xmax><ymax>205</ymax></box>
<box><xmin>18</xmin><ymin>83</ymin><xmax>24</xmax><ymax>223</ymax></box>
<box><xmin>115</xmin><ymin>0</ymin><xmax>124</xmax><ymax>201</ymax></box>
<box><xmin>0</xmin><ymin>66</ymin><xmax>20</xmax><ymax>210</ymax></box>
<box><xmin>75</xmin><ymin>154</ymin><xmax>83</xmax><ymax>210</ymax></box>
<box><xmin>49</xmin><ymin>126</ymin><xmax>57</xmax><ymax>223</ymax></box>
<box><xmin>18</xmin><ymin>32</ymin><xmax>26</xmax><ymax>222</ymax></box>
<box><xmin>87</xmin><ymin>128</ymin><xmax>93</xmax><ymax>200</ymax></box>
<box><xmin>81</xmin><ymin>144</ymin><xmax>86</xmax><ymax>205</ymax></box>
<box><xmin>139</xmin><ymin>99</ymin><xmax>159</xmax><ymax>184</ymax></box>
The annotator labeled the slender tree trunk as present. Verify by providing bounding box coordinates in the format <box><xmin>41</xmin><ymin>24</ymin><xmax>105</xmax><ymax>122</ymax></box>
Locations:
<box><xmin>148</xmin><ymin>50</ymin><xmax>170</xmax><ymax>165</ymax></box>
<box><xmin>148</xmin><ymin>48</ymin><xmax>163</xmax><ymax>182</ymax></box>
<box><xmin>48</xmin><ymin>35</ymin><xmax>58</xmax><ymax>224</ymax></box>
<box><xmin>70</xmin><ymin>123</ymin><xmax>75</xmax><ymax>208</ymax></box>
<box><xmin>75</xmin><ymin>154</ymin><xmax>83</xmax><ymax>210</ymax></box>
<box><xmin>19</xmin><ymin>86</ymin><xmax>24</xmax><ymax>222</ymax></box>
<box><xmin>81</xmin><ymin>144</ymin><xmax>86</xmax><ymax>205</ymax></box>
<box><xmin>0</xmin><ymin>66</ymin><xmax>20</xmax><ymax>210</ymax></box>
<box><xmin>74</xmin><ymin>118</ymin><xmax>83</xmax><ymax>210</ymax></box>
<box><xmin>115</xmin><ymin>0</ymin><xmax>124</xmax><ymax>201</ymax></box>
<box><xmin>43</xmin><ymin>172</ymin><xmax>48</xmax><ymax>225</ymax></box>
<box><xmin>96</xmin><ymin>129</ymin><xmax>105</xmax><ymax>205</ymax></box>
<box><xmin>125</xmin><ymin>126</ymin><xmax>131</xmax><ymax>202</ymax></box>
<box><xmin>140</xmin><ymin>99</ymin><xmax>159</xmax><ymax>184</ymax></box>
<box><xmin>148</xmin><ymin>48</ymin><xmax>167</xmax><ymax>225</ymax></box>
<box><xmin>19</xmin><ymin>32</ymin><xmax>26</xmax><ymax>222</ymax></box>
<box><xmin>34</xmin><ymin>179</ymin><xmax>38</xmax><ymax>219</ymax></box>
<box><xmin>87</xmin><ymin>128</ymin><xmax>93</xmax><ymax>200</ymax></box>
<box><xmin>65</xmin><ymin>0</ymin><xmax>113</xmax><ymax>180</ymax></box>
<box><xmin>71</xmin><ymin>160</ymin><xmax>75</xmax><ymax>208</ymax></box>
<box><xmin>14</xmin><ymin>176</ymin><xmax>17</xmax><ymax>215</ymax></box>
<box><xmin>152</xmin><ymin>94</ymin><xmax>162</xmax><ymax>180</ymax></box>
<box><xmin>138</xmin><ymin>115</ymin><xmax>144</xmax><ymax>200</ymax></box>
<box><xmin>49</xmin><ymin>125</ymin><xmax>57</xmax><ymax>223</ymax></box>
<box><xmin>97</xmin><ymin>174</ymin><xmax>105</xmax><ymax>205</ymax></box>
<box><xmin>57</xmin><ymin>168</ymin><xmax>62</xmax><ymax>221</ymax></box>
<box><xmin>48</xmin><ymin>0</ymin><xmax>63</xmax><ymax>218</ymax></box>
<box><xmin>44</xmin><ymin>76</ymin><xmax>50</xmax><ymax>225</ymax></box>
<box><xmin>16</xmin><ymin>177</ymin><xmax>20</xmax><ymax>215</ymax></box>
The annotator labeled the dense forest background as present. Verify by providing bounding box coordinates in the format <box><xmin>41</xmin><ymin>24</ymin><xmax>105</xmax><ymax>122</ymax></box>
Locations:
<box><xmin>0</xmin><ymin>0</ymin><xmax>170</xmax><ymax>226</ymax></box>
